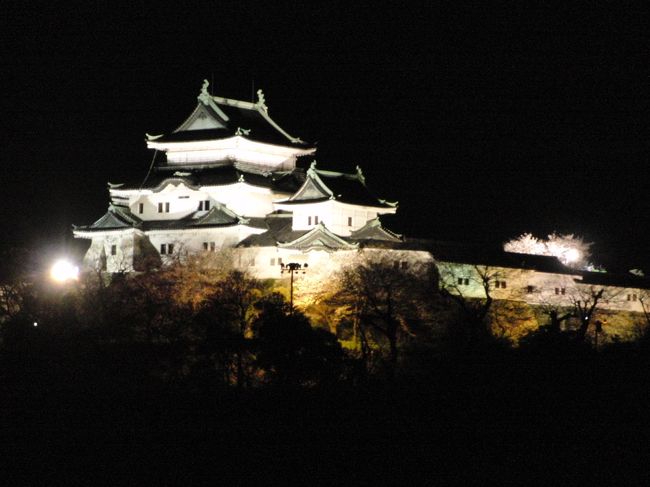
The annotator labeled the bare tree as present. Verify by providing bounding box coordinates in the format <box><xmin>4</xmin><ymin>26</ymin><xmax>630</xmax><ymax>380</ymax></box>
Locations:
<box><xmin>567</xmin><ymin>284</ymin><xmax>623</xmax><ymax>342</ymax></box>
<box><xmin>333</xmin><ymin>252</ymin><xmax>436</xmax><ymax>369</ymax></box>
<box><xmin>436</xmin><ymin>262</ymin><xmax>501</xmax><ymax>343</ymax></box>
<box><xmin>637</xmin><ymin>289</ymin><xmax>650</xmax><ymax>328</ymax></box>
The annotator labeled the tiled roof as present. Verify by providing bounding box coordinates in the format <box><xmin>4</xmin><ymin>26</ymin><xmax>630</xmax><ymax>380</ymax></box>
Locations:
<box><xmin>578</xmin><ymin>270</ymin><xmax>650</xmax><ymax>290</ymax></box>
<box><xmin>350</xmin><ymin>218</ymin><xmax>402</xmax><ymax>242</ymax></box>
<box><xmin>237</xmin><ymin>215</ymin><xmax>305</xmax><ymax>248</ymax></box>
<box><xmin>75</xmin><ymin>202</ymin><xmax>267</xmax><ymax>233</ymax></box>
<box><xmin>75</xmin><ymin>205</ymin><xmax>142</xmax><ymax>231</ymax></box>
<box><xmin>116</xmin><ymin>166</ymin><xmax>306</xmax><ymax>193</ymax></box>
<box><xmin>153</xmin><ymin>83</ymin><xmax>311</xmax><ymax>148</ymax></box>
<box><xmin>278</xmin><ymin>163</ymin><xmax>396</xmax><ymax>209</ymax></box>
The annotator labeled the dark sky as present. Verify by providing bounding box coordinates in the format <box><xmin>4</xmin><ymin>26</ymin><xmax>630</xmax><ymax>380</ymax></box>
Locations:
<box><xmin>1</xmin><ymin>2</ymin><xmax>648</xmax><ymax>271</ymax></box>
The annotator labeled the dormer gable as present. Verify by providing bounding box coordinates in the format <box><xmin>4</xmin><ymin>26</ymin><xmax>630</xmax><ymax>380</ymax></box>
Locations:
<box><xmin>174</xmin><ymin>102</ymin><xmax>227</xmax><ymax>132</ymax></box>
<box><xmin>278</xmin><ymin>223</ymin><xmax>358</xmax><ymax>252</ymax></box>
<box><xmin>350</xmin><ymin>218</ymin><xmax>402</xmax><ymax>242</ymax></box>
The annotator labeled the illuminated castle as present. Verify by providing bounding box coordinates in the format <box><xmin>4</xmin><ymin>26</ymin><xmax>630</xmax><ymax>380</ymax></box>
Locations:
<box><xmin>74</xmin><ymin>80</ymin><xmax>649</xmax><ymax>344</ymax></box>
<box><xmin>74</xmin><ymin>81</ymin><xmax>403</xmax><ymax>275</ymax></box>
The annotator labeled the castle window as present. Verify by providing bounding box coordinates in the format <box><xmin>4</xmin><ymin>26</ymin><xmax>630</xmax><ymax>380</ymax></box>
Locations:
<box><xmin>526</xmin><ymin>285</ymin><xmax>534</xmax><ymax>294</ymax></box>
<box><xmin>270</xmin><ymin>258</ymin><xmax>275</xmax><ymax>266</ymax></box>
<box><xmin>401</xmin><ymin>261</ymin><xmax>409</xmax><ymax>270</ymax></box>
<box><xmin>628</xmin><ymin>294</ymin><xmax>638</xmax><ymax>302</ymax></box>
<box><xmin>160</xmin><ymin>244</ymin><xmax>167</xmax><ymax>254</ymax></box>
<box><xmin>314</xmin><ymin>215</ymin><xmax>319</xmax><ymax>224</ymax></box>
<box><xmin>308</xmin><ymin>216</ymin><xmax>312</xmax><ymax>225</ymax></box>
<box><xmin>110</xmin><ymin>245</ymin><xmax>117</xmax><ymax>256</ymax></box>
<box><xmin>198</xmin><ymin>200</ymin><xmax>210</xmax><ymax>211</ymax></box>
<box><xmin>158</xmin><ymin>202</ymin><xmax>170</xmax><ymax>213</ymax></box>
<box><xmin>203</xmin><ymin>242</ymin><xmax>208</xmax><ymax>251</ymax></box>
<box><xmin>210</xmin><ymin>242</ymin><xmax>215</xmax><ymax>252</ymax></box>
<box><xmin>495</xmin><ymin>280</ymin><xmax>507</xmax><ymax>289</ymax></box>
<box><xmin>158</xmin><ymin>202</ymin><xmax>163</xmax><ymax>213</ymax></box>
<box><xmin>160</xmin><ymin>244</ymin><xmax>174</xmax><ymax>255</ymax></box>
<box><xmin>138</xmin><ymin>203</ymin><xmax>143</xmax><ymax>214</ymax></box>
<box><xmin>458</xmin><ymin>278</ymin><xmax>469</xmax><ymax>286</ymax></box>
<box><xmin>348</xmin><ymin>216</ymin><xmax>353</xmax><ymax>226</ymax></box>
<box><xmin>555</xmin><ymin>287</ymin><xmax>566</xmax><ymax>295</ymax></box>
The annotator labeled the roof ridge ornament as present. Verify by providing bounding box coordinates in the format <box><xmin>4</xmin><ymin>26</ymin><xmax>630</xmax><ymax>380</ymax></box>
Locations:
<box><xmin>356</xmin><ymin>165</ymin><xmax>366</xmax><ymax>185</ymax></box>
<box><xmin>235</xmin><ymin>127</ymin><xmax>251</xmax><ymax>136</ymax></box>
<box><xmin>198</xmin><ymin>79</ymin><xmax>212</xmax><ymax>105</ymax></box>
<box><xmin>306</xmin><ymin>160</ymin><xmax>318</xmax><ymax>178</ymax></box>
<box><xmin>256</xmin><ymin>89</ymin><xmax>267</xmax><ymax>112</ymax></box>
<box><xmin>378</xmin><ymin>198</ymin><xmax>398</xmax><ymax>208</ymax></box>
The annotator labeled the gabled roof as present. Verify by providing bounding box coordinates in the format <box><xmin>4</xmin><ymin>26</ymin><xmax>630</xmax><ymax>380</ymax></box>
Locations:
<box><xmin>75</xmin><ymin>205</ymin><xmax>142</xmax><ymax>231</ymax></box>
<box><xmin>139</xmin><ymin>202</ymin><xmax>266</xmax><ymax>232</ymax></box>
<box><xmin>149</xmin><ymin>80</ymin><xmax>311</xmax><ymax>148</ymax></box>
<box><xmin>192</xmin><ymin>203</ymin><xmax>242</xmax><ymax>226</ymax></box>
<box><xmin>350</xmin><ymin>218</ymin><xmax>402</xmax><ymax>242</ymax></box>
<box><xmin>237</xmin><ymin>214</ymin><xmax>303</xmax><ymax>248</ymax></box>
<box><xmin>75</xmin><ymin>201</ymin><xmax>266</xmax><ymax>233</ymax></box>
<box><xmin>115</xmin><ymin>165</ymin><xmax>306</xmax><ymax>193</ymax></box>
<box><xmin>278</xmin><ymin>223</ymin><xmax>358</xmax><ymax>252</ymax></box>
<box><xmin>277</xmin><ymin>162</ymin><xmax>397</xmax><ymax>209</ymax></box>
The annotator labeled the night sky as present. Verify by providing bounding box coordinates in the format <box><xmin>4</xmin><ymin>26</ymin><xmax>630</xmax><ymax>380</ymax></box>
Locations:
<box><xmin>2</xmin><ymin>3</ymin><xmax>648</xmax><ymax>272</ymax></box>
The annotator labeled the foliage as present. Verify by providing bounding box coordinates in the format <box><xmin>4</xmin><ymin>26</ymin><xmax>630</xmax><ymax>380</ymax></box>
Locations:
<box><xmin>254</xmin><ymin>293</ymin><xmax>345</xmax><ymax>386</ymax></box>
<box><xmin>326</xmin><ymin>252</ymin><xmax>440</xmax><ymax>372</ymax></box>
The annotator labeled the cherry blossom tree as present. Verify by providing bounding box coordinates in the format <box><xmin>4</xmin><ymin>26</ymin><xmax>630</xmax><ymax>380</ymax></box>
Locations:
<box><xmin>504</xmin><ymin>232</ymin><xmax>592</xmax><ymax>269</ymax></box>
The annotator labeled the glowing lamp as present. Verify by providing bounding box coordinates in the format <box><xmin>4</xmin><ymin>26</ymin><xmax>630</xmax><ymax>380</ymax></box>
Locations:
<box><xmin>564</xmin><ymin>248</ymin><xmax>580</xmax><ymax>264</ymax></box>
<box><xmin>50</xmin><ymin>259</ymin><xmax>79</xmax><ymax>283</ymax></box>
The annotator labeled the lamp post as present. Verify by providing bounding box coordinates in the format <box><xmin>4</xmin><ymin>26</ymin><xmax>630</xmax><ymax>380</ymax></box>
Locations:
<box><xmin>280</xmin><ymin>262</ymin><xmax>308</xmax><ymax>312</ymax></box>
<box><xmin>594</xmin><ymin>319</ymin><xmax>603</xmax><ymax>351</ymax></box>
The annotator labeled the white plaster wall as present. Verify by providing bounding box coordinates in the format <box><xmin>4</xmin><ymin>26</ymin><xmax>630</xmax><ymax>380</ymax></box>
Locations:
<box><xmin>203</xmin><ymin>183</ymin><xmax>280</xmax><ymax>217</ymax></box>
<box><xmin>82</xmin><ymin>232</ymin><xmax>137</xmax><ymax>273</ymax></box>
<box><xmin>145</xmin><ymin>225</ymin><xmax>265</xmax><ymax>260</ymax></box>
<box><xmin>126</xmin><ymin>182</ymin><xmax>285</xmax><ymax>220</ymax></box>
<box><xmin>436</xmin><ymin>261</ymin><xmax>648</xmax><ymax>313</ymax></box>
<box><xmin>286</xmin><ymin>200</ymin><xmax>380</xmax><ymax>234</ymax></box>
<box><xmin>149</xmin><ymin>137</ymin><xmax>312</xmax><ymax>171</ymax></box>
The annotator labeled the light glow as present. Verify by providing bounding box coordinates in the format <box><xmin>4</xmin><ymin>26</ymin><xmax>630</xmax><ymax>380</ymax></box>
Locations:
<box><xmin>50</xmin><ymin>259</ymin><xmax>79</xmax><ymax>283</ymax></box>
<box><xmin>563</xmin><ymin>248</ymin><xmax>580</xmax><ymax>264</ymax></box>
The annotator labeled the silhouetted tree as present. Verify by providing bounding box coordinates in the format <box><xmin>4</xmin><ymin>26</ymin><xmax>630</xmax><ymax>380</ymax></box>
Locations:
<box><xmin>208</xmin><ymin>270</ymin><xmax>263</xmax><ymax>387</ymax></box>
<box><xmin>332</xmin><ymin>252</ymin><xmax>438</xmax><ymax>372</ymax></box>
<box><xmin>437</xmin><ymin>263</ymin><xmax>500</xmax><ymax>345</ymax></box>
<box><xmin>567</xmin><ymin>284</ymin><xmax>623</xmax><ymax>342</ymax></box>
<box><xmin>254</xmin><ymin>293</ymin><xmax>344</xmax><ymax>387</ymax></box>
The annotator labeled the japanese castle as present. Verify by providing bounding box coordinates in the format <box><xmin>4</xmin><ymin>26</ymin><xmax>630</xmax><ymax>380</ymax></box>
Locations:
<box><xmin>74</xmin><ymin>80</ymin><xmax>403</xmax><ymax>275</ymax></box>
<box><xmin>74</xmin><ymin>80</ymin><xmax>649</xmax><ymax>342</ymax></box>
